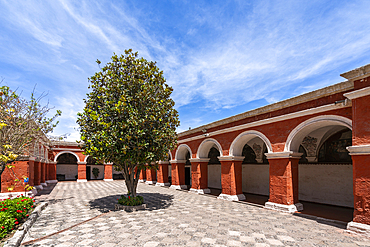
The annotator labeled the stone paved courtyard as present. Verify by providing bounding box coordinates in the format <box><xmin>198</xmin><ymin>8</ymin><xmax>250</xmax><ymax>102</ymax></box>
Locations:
<box><xmin>20</xmin><ymin>181</ymin><xmax>370</xmax><ymax>246</ymax></box>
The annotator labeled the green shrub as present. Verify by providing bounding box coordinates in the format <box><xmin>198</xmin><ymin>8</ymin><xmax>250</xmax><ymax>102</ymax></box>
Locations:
<box><xmin>0</xmin><ymin>196</ymin><xmax>34</xmax><ymax>239</ymax></box>
<box><xmin>117</xmin><ymin>195</ymin><xmax>144</xmax><ymax>206</ymax></box>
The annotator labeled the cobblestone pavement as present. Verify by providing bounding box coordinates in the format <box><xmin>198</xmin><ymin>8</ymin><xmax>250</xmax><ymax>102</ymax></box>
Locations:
<box><xmin>21</xmin><ymin>181</ymin><xmax>370</xmax><ymax>247</ymax></box>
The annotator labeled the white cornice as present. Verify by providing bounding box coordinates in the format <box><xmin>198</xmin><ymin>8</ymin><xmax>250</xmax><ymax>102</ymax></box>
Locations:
<box><xmin>158</xmin><ymin>161</ymin><xmax>170</xmax><ymax>164</ymax></box>
<box><xmin>178</xmin><ymin>102</ymin><xmax>351</xmax><ymax>144</ymax></box>
<box><xmin>341</xmin><ymin>63</ymin><xmax>370</xmax><ymax>81</ymax></box>
<box><xmin>347</xmin><ymin>145</ymin><xmax>370</xmax><ymax>155</ymax></box>
<box><xmin>265</xmin><ymin>152</ymin><xmax>303</xmax><ymax>159</ymax></box>
<box><xmin>77</xmin><ymin>162</ymin><xmax>87</xmax><ymax>165</ymax></box>
<box><xmin>52</xmin><ymin>148</ymin><xmax>82</xmax><ymax>152</ymax></box>
<box><xmin>344</xmin><ymin>87</ymin><xmax>370</xmax><ymax>100</ymax></box>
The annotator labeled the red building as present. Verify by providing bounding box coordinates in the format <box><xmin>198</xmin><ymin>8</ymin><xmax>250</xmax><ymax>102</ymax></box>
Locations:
<box><xmin>1</xmin><ymin>63</ymin><xmax>370</xmax><ymax>235</ymax></box>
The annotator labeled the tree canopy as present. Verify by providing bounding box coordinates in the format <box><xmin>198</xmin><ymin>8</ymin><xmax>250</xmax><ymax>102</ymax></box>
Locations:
<box><xmin>0</xmin><ymin>84</ymin><xmax>61</xmax><ymax>177</ymax></box>
<box><xmin>77</xmin><ymin>50</ymin><xmax>179</xmax><ymax>196</ymax></box>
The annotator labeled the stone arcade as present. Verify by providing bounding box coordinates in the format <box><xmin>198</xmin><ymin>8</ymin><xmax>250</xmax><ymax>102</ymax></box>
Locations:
<box><xmin>1</xmin><ymin>63</ymin><xmax>370</xmax><ymax>235</ymax></box>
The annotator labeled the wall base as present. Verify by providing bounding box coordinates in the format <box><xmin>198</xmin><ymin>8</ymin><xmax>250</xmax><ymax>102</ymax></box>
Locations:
<box><xmin>35</xmin><ymin>185</ymin><xmax>43</xmax><ymax>190</ymax></box>
<box><xmin>156</xmin><ymin>182</ymin><xmax>170</xmax><ymax>187</ymax></box>
<box><xmin>0</xmin><ymin>188</ymin><xmax>38</xmax><ymax>199</ymax></box>
<box><xmin>145</xmin><ymin>180</ymin><xmax>157</xmax><ymax>185</ymax></box>
<box><xmin>77</xmin><ymin>179</ymin><xmax>87</xmax><ymax>182</ymax></box>
<box><xmin>217</xmin><ymin>193</ymin><xmax>246</xmax><ymax>201</ymax></box>
<box><xmin>189</xmin><ymin>188</ymin><xmax>211</xmax><ymax>194</ymax></box>
<box><xmin>170</xmin><ymin>185</ymin><xmax>188</xmax><ymax>190</ymax></box>
<box><xmin>46</xmin><ymin>180</ymin><xmax>58</xmax><ymax>184</ymax></box>
<box><xmin>139</xmin><ymin>179</ymin><xmax>146</xmax><ymax>183</ymax></box>
<box><xmin>347</xmin><ymin>221</ymin><xmax>370</xmax><ymax>237</ymax></box>
<box><xmin>104</xmin><ymin>179</ymin><xmax>114</xmax><ymax>182</ymax></box>
<box><xmin>264</xmin><ymin>202</ymin><xmax>303</xmax><ymax>213</ymax></box>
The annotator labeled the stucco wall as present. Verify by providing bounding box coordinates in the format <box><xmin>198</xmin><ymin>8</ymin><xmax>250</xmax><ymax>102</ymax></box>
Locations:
<box><xmin>56</xmin><ymin>164</ymin><xmax>77</xmax><ymax>180</ymax></box>
<box><xmin>88</xmin><ymin>165</ymin><xmax>104</xmax><ymax>180</ymax></box>
<box><xmin>208</xmin><ymin>164</ymin><xmax>221</xmax><ymax>189</ymax></box>
<box><xmin>242</xmin><ymin>164</ymin><xmax>269</xmax><ymax>195</ymax></box>
<box><xmin>299</xmin><ymin>164</ymin><xmax>353</xmax><ymax>207</ymax></box>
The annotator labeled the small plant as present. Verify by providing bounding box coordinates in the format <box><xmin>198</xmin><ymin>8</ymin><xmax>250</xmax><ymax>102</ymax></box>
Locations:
<box><xmin>0</xmin><ymin>196</ymin><xmax>34</xmax><ymax>240</ymax></box>
<box><xmin>92</xmin><ymin>168</ymin><xmax>100</xmax><ymax>179</ymax></box>
<box><xmin>117</xmin><ymin>194</ymin><xmax>144</xmax><ymax>206</ymax></box>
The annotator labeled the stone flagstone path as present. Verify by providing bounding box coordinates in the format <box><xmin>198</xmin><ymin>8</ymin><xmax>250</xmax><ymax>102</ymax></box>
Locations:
<box><xmin>21</xmin><ymin>181</ymin><xmax>370</xmax><ymax>246</ymax></box>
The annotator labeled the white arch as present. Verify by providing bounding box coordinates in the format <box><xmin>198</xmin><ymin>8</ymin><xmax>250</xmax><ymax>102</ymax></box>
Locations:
<box><xmin>285</xmin><ymin>115</ymin><xmax>352</xmax><ymax>152</ymax></box>
<box><xmin>174</xmin><ymin>144</ymin><xmax>192</xmax><ymax>161</ymax></box>
<box><xmin>197</xmin><ymin>138</ymin><xmax>223</xmax><ymax>158</ymax></box>
<box><xmin>54</xmin><ymin>151</ymin><xmax>80</xmax><ymax>163</ymax></box>
<box><xmin>84</xmin><ymin>155</ymin><xmax>90</xmax><ymax>162</ymax></box>
<box><xmin>229</xmin><ymin>130</ymin><xmax>273</xmax><ymax>156</ymax></box>
<box><xmin>168</xmin><ymin>151</ymin><xmax>173</xmax><ymax>161</ymax></box>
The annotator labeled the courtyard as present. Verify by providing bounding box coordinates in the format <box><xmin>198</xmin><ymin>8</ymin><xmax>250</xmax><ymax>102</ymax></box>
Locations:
<box><xmin>19</xmin><ymin>181</ymin><xmax>370</xmax><ymax>247</ymax></box>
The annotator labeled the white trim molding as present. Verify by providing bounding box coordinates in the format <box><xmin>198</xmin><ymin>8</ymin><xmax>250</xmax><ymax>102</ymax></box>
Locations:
<box><xmin>347</xmin><ymin>145</ymin><xmax>370</xmax><ymax>155</ymax></box>
<box><xmin>178</xmin><ymin>103</ymin><xmax>351</xmax><ymax>145</ymax></box>
<box><xmin>217</xmin><ymin>193</ymin><xmax>246</xmax><ymax>201</ymax></box>
<box><xmin>347</xmin><ymin>221</ymin><xmax>370</xmax><ymax>237</ymax></box>
<box><xmin>265</xmin><ymin>152</ymin><xmax>303</xmax><ymax>159</ymax></box>
<box><xmin>158</xmin><ymin>161</ymin><xmax>170</xmax><ymax>165</ymax></box>
<box><xmin>230</xmin><ymin>130</ymin><xmax>273</xmax><ymax>156</ymax></box>
<box><xmin>189</xmin><ymin>188</ymin><xmax>211</xmax><ymax>194</ymax></box>
<box><xmin>189</xmin><ymin>158</ymin><xmax>210</xmax><ymax>163</ymax></box>
<box><xmin>197</xmin><ymin>138</ymin><xmax>223</xmax><ymax>159</ymax></box>
<box><xmin>169</xmin><ymin>185</ymin><xmax>188</xmax><ymax>190</ymax></box>
<box><xmin>175</xmin><ymin>144</ymin><xmax>192</xmax><ymax>160</ymax></box>
<box><xmin>139</xmin><ymin>179</ymin><xmax>146</xmax><ymax>183</ymax></box>
<box><xmin>341</xmin><ymin>63</ymin><xmax>370</xmax><ymax>81</ymax></box>
<box><xmin>284</xmin><ymin>115</ymin><xmax>352</xmax><ymax>152</ymax></box>
<box><xmin>217</xmin><ymin>156</ymin><xmax>244</xmax><ymax>162</ymax></box>
<box><xmin>104</xmin><ymin>179</ymin><xmax>114</xmax><ymax>182</ymax></box>
<box><xmin>156</xmin><ymin>182</ymin><xmax>170</xmax><ymax>187</ymax></box>
<box><xmin>77</xmin><ymin>162</ymin><xmax>87</xmax><ymax>165</ymax></box>
<box><xmin>170</xmin><ymin>159</ymin><xmax>186</xmax><ymax>164</ymax></box>
<box><xmin>46</xmin><ymin>180</ymin><xmax>58</xmax><ymax>184</ymax></box>
<box><xmin>54</xmin><ymin>151</ymin><xmax>81</xmax><ymax>162</ymax></box>
<box><xmin>145</xmin><ymin>180</ymin><xmax>157</xmax><ymax>185</ymax></box>
<box><xmin>77</xmin><ymin>179</ymin><xmax>87</xmax><ymax>182</ymax></box>
<box><xmin>344</xmin><ymin>87</ymin><xmax>370</xmax><ymax>100</ymax></box>
<box><xmin>264</xmin><ymin>202</ymin><xmax>303</xmax><ymax>213</ymax></box>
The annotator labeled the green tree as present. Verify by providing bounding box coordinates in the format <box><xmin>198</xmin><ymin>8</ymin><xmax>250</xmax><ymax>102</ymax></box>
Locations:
<box><xmin>0</xmin><ymin>83</ymin><xmax>61</xmax><ymax>179</ymax></box>
<box><xmin>77</xmin><ymin>50</ymin><xmax>179</xmax><ymax>197</ymax></box>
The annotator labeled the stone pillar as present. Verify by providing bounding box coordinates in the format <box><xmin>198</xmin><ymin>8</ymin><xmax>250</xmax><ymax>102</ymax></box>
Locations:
<box><xmin>77</xmin><ymin>162</ymin><xmax>87</xmax><ymax>182</ymax></box>
<box><xmin>46</xmin><ymin>161</ymin><xmax>57</xmax><ymax>183</ymax></box>
<box><xmin>139</xmin><ymin>169</ymin><xmax>146</xmax><ymax>182</ymax></box>
<box><xmin>264</xmin><ymin>152</ymin><xmax>303</xmax><ymax>213</ymax></box>
<box><xmin>217</xmin><ymin>156</ymin><xmax>246</xmax><ymax>201</ymax></box>
<box><xmin>189</xmin><ymin>158</ymin><xmax>210</xmax><ymax>194</ymax></box>
<box><xmin>104</xmin><ymin>163</ymin><xmax>114</xmax><ymax>181</ymax></box>
<box><xmin>344</xmin><ymin>84</ymin><xmax>370</xmax><ymax>234</ymax></box>
<box><xmin>156</xmin><ymin>161</ymin><xmax>170</xmax><ymax>186</ymax></box>
<box><xmin>40</xmin><ymin>160</ymin><xmax>47</xmax><ymax>187</ymax></box>
<box><xmin>169</xmin><ymin>160</ymin><xmax>187</xmax><ymax>190</ymax></box>
<box><xmin>34</xmin><ymin>159</ymin><xmax>42</xmax><ymax>190</ymax></box>
<box><xmin>145</xmin><ymin>165</ymin><xmax>157</xmax><ymax>185</ymax></box>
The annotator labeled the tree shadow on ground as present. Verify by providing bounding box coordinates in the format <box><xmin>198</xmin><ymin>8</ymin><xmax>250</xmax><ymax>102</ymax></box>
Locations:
<box><xmin>88</xmin><ymin>192</ymin><xmax>174</xmax><ymax>213</ymax></box>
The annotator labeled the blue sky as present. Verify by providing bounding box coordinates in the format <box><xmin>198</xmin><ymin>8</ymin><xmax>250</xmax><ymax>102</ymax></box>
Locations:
<box><xmin>1</xmin><ymin>0</ymin><xmax>370</xmax><ymax>141</ymax></box>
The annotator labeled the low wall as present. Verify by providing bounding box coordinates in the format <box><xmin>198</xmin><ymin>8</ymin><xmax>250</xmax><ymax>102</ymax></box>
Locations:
<box><xmin>299</xmin><ymin>164</ymin><xmax>353</xmax><ymax>207</ymax></box>
<box><xmin>56</xmin><ymin>164</ymin><xmax>77</xmax><ymax>180</ymax></box>
<box><xmin>208</xmin><ymin>164</ymin><xmax>221</xmax><ymax>189</ymax></box>
<box><xmin>242</xmin><ymin>164</ymin><xmax>269</xmax><ymax>195</ymax></box>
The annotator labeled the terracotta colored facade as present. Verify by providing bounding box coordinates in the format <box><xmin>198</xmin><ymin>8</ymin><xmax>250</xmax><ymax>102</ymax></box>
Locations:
<box><xmin>1</xmin><ymin>63</ymin><xmax>370</xmax><ymax>234</ymax></box>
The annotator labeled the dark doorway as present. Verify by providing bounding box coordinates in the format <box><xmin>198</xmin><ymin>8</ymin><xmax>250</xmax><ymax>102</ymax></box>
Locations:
<box><xmin>185</xmin><ymin>167</ymin><xmax>191</xmax><ymax>186</ymax></box>
<box><xmin>86</xmin><ymin>166</ymin><xmax>91</xmax><ymax>180</ymax></box>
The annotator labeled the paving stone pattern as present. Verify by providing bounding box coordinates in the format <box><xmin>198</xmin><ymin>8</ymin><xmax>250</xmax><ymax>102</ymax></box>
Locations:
<box><xmin>22</xmin><ymin>181</ymin><xmax>370</xmax><ymax>246</ymax></box>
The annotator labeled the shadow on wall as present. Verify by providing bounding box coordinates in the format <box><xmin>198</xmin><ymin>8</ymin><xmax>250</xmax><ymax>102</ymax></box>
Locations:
<box><xmin>88</xmin><ymin>193</ymin><xmax>174</xmax><ymax>213</ymax></box>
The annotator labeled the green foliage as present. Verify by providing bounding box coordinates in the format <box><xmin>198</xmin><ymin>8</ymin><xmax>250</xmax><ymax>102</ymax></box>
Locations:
<box><xmin>92</xmin><ymin>167</ymin><xmax>100</xmax><ymax>178</ymax></box>
<box><xmin>77</xmin><ymin>49</ymin><xmax>180</xmax><ymax>196</ymax></box>
<box><xmin>0</xmin><ymin>83</ymin><xmax>61</xmax><ymax>177</ymax></box>
<box><xmin>117</xmin><ymin>195</ymin><xmax>144</xmax><ymax>206</ymax></box>
<box><xmin>0</xmin><ymin>196</ymin><xmax>35</xmax><ymax>239</ymax></box>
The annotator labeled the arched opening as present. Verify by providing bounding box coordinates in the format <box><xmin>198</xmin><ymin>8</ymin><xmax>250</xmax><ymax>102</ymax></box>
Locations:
<box><xmin>240</xmin><ymin>138</ymin><xmax>270</xmax><ymax>206</ymax></box>
<box><xmin>56</xmin><ymin>153</ymin><xmax>78</xmax><ymax>181</ymax></box>
<box><xmin>86</xmin><ymin>156</ymin><xmax>104</xmax><ymax>180</ymax></box>
<box><xmin>287</xmin><ymin>116</ymin><xmax>353</xmax><ymax>222</ymax></box>
<box><xmin>207</xmin><ymin>146</ymin><xmax>222</xmax><ymax>195</ymax></box>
